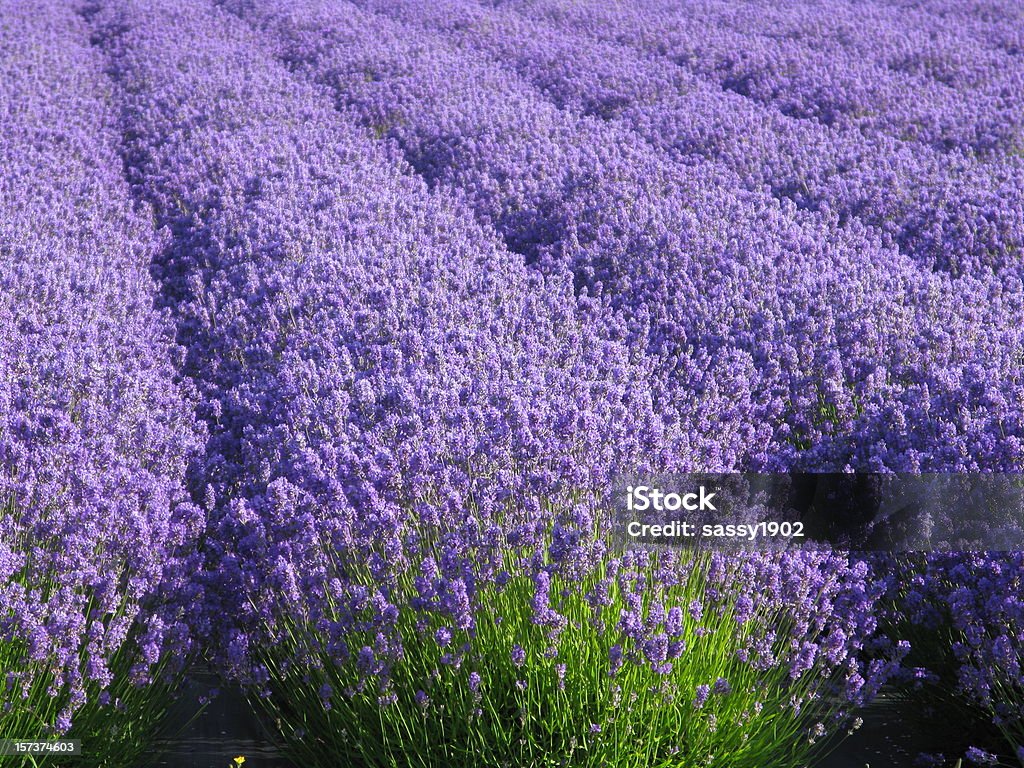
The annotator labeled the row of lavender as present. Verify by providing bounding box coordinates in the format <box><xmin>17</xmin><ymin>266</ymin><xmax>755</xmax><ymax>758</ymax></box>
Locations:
<box><xmin>0</xmin><ymin>0</ymin><xmax>204</xmax><ymax>751</ymax></box>
<box><xmin>0</xmin><ymin>0</ymin><xmax>1021</xmax><ymax>765</ymax></box>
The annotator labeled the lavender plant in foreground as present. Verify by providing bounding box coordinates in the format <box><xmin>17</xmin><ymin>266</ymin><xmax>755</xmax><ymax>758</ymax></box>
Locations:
<box><xmin>0</xmin><ymin>0</ymin><xmax>204</xmax><ymax>758</ymax></box>
<box><xmin>259</xmin><ymin>547</ymin><xmax>896</xmax><ymax>768</ymax></box>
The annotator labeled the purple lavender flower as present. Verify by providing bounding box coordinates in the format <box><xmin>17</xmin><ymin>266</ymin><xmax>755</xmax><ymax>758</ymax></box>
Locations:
<box><xmin>434</xmin><ymin>628</ymin><xmax>453</xmax><ymax>648</ymax></box>
<box><xmin>664</xmin><ymin>606</ymin><xmax>684</xmax><ymax>636</ymax></box>
<box><xmin>511</xmin><ymin>645</ymin><xmax>526</xmax><ymax>668</ymax></box>
<box><xmin>965</xmin><ymin>746</ymin><xmax>998</xmax><ymax>766</ymax></box>
<box><xmin>693</xmin><ymin>684</ymin><xmax>711</xmax><ymax>709</ymax></box>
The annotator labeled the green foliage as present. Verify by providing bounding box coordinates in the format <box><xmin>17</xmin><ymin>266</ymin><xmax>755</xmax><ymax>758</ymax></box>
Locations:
<box><xmin>251</xmin><ymin>550</ymin><xmax>848</xmax><ymax>768</ymax></box>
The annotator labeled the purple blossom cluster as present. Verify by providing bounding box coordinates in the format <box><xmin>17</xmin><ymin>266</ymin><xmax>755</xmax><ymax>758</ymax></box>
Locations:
<box><xmin>605</xmin><ymin>548</ymin><xmax>896</xmax><ymax>707</ymax></box>
<box><xmin>0</xmin><ymin>0</ymin><xmax>203</xmax><ymax>732</ymax></box>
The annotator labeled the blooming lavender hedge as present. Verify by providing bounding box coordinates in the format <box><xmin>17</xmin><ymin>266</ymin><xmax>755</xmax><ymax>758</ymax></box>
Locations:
<box><xmin>2</xmin><ymin>0</ymin><xmax>1023</xmax><ymax>765</ymax></box>
<box><xmin>80</xmin><ymin>0</ymin><xmax>900</xmax><ymax>761</ymax></box>
<box><xmin>0</xmin><ymin>0</ymin><xmax>203</xmax><ymax>758</ymax></box>
<box><xmin>354</xmin><ymin>0</ymin><xmax>1024</xmax><ymax>279</ymax></box>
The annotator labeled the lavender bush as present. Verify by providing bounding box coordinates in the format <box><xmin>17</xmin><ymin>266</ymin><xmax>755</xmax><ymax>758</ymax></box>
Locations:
<box><xmin>256</xmin><ymin>548</ymin><xmax>894</xmax><ymax>767</ymax></box>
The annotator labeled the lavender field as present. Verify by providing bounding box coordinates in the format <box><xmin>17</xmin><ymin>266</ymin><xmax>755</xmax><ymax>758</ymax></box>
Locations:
<box><xmin>1</xmin><ymin>0</ymin><xmax>1023</xmax><ymax>765</ymax></box>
